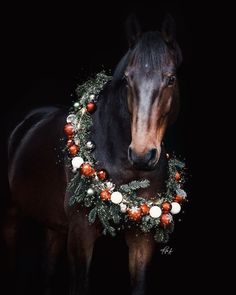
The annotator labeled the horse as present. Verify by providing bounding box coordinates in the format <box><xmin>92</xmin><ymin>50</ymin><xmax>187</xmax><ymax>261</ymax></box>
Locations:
<box><xmin>3</xmin><ymin>14</ymin><xmax>182</xmax><ymax>295</ymax></box>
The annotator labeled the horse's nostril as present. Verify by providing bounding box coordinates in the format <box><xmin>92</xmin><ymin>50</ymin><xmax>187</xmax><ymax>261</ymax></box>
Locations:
<box><xmin>128</xmin><ymin>146</ymin><xmax>132</xmax><ymax>160</ymax></box>
<box><xmin>128</xmin><ymin>147</ymin><xmax>157</xmax><ymax>168</ymax></box>
<box><xmin>149</xmin><ymin>148</ymin><xmax>157</xmax><ymax>163</ymax></box>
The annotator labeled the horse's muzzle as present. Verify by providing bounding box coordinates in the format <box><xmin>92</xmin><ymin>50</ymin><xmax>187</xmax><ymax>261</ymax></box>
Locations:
<box><xmin>128</xmin><ymin>147</ymin><xmax>158</xmax><ymax>170</ymax></box>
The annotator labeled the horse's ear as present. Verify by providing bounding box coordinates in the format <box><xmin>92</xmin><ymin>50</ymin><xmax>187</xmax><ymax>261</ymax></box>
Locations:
<box><xmin>125</xmin><ymin>14</ymin><xmax>142</xmax><ymax>48</ymax></box>
<box><xmin>161</xmin><ymin>14</ymin><xmax>182</xmax><ymax>66</ymax></box>
<box><xmin>161</xmin><ymin>14</ymin><xmax>176</xmax><ymax>44</ymax></box>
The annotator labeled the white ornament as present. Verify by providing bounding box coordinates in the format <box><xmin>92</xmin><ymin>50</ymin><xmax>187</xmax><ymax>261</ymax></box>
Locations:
<box><xmin>87</xmin><ymin>188</ymin><xmax>95</xmax><ymax>196</ymax></box>
<box><xmin>71</xmin><ymin>157</ymin><xmax>84</xmax><ymax>172</ymax></box>
<box><xmin>74</xmin><ymin>137</ymin><xmax>80</xmax><ymax>146</ymax></box>
<box><xmin>73</xmin><ymin>102</ymin><xmax>79</xmax><ymax>109</ymax></box>
<box><xmin>120</xmin><ymin>203</ymin><xmax>127</xmax><ymax>213</ymax></box>
<box><xmin>170</xmin><ymin>202</ymin><xmax>181</xmax><ymax>214</ymax></box>
<box><xmin>111</xmin><ymin>191</ymin><xmax>123</xmax><ymax>204</ymax></box>
<box><xmin>66</xmin><ymin>114</ymin><xmax>77</xmax><ymax>124</ymax></box>
<box><xmin>90</xmin><ymin>94</ymin><xmax>95</xmax><ymax>100</ymax></box>
<box><xmin>149</xmin><ymin>206</ymin><xmax>162</xmax><ymax>218</ymax></box>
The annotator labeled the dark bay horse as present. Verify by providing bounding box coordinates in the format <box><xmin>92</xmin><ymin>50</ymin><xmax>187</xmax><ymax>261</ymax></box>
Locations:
<box><xmin>4</xmin><ymin>15</ymin><xmax>182</xmax><ymax>295</ymax></box>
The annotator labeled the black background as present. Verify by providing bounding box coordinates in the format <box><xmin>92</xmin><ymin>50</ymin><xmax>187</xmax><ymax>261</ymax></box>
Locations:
<box><xmin>1</xmin><ymin>1</ymin><xmax>219</xmax><ymax>294</ymax></box>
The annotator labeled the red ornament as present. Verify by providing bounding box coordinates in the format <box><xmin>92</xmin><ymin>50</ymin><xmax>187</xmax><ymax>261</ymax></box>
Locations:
<box><xmin>175</xmin><ymin>171</ymin><xmax>181</xmax><ymax>181</ymax></box>
<box><xmin>86</xmin><ymin>102</ymin><xmax>97</xmax><ymax>114</ymax></box>
<box><xmin>68</xmin><ymin>144</ymin><xmax>79</xmax><ymax>155</ymax></box>
<box><xmin>64</xmin><ymin>124</ymin><xmax>74</xmax><ymax>136</ymax></box>
<box><xmin>161</xmin><ymin>202</ymin><xmax>172</xmax><ymax>213</ymax></box>
<box><xmin>67</xmin><ymin>139</ymin><xmax>74</xmax><ymax>147</ymax></box>
<box><xmin>80</xmin><ymin>163</ymin><xmax>95</xmax><ymax>177</ymax></box>
<box><xmin>140</xmin><ymin>204</ymin><xmax>150</xmax><ymax>215</ymax></box>
<box><xmin>100</xmin><ymin>190</ymin><xmax>111</xmax><ymax>201</ymax></box>
<box><xmin>97</xmin><ymin>169</ymin><xmax>108</xmax><ymax>181</ymax></box>
<box><xmin>160</xmin><ymin>213</ymin><xmax>172</xmax><ymax>226</ymax></box>
<box><xmin>128</xmin><ymin>207</ymin><xmax>142</xmax><ymax>221</ymax></box>
<box><xmin>174</xmin><ymin>195</ymin><xmax>184</xmax><ymax>203</ymax></box>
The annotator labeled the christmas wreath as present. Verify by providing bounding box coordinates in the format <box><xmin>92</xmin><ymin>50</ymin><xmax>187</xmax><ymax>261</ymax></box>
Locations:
<box><xmin>64</xmin><ymin>72</ymin><xmax>187</xmax><ymax>243</ymax></box>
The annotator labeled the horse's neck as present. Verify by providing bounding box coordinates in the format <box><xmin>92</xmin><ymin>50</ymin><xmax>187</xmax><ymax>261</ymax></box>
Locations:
<box><xmin>91</xmin><ymin>85</ymin><xmax>168</xmax><ymax>196</ymax></box>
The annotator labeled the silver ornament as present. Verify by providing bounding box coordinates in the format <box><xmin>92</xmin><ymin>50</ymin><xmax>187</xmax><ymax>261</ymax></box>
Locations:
<box><xmin>74</xmin><ymin>137</ymin><xmax>80</xmax><ymax>146</ymax></box>
<box><xmin>105</xmin><ymin>181</ymin><xmax>115</xmax><ymax>191</ymax></box>
<box><xmin>71</xmin><ymin>157</ymin><xmax>84</xmax><ymax>172</ymax></box>
<box><xmin>73</xmin><ymin>102</ymin><xmax>80</xmax><ymax>109</ymax></box>
<box><xmin>89</xmin><ymin>94</ymin><xmax>95</xmax><ymax>100</ymax></box>
<box><xmin>87</xmin><ymin>188</ymin><xmax>95</xmax><ymax>196</ymax></box>
<box><xmin>120</xmin><ymin>203</ymin><xmax>127</xmax><ymax>213</ymax></box>
<box><xmin>86</xmin><ymin>141</ymin><xmax>95</xmax><ymax>150</ymax></box>
<box><xmin>176</xmin><ymin>188</ymin><xmax>187</xmax><ymax>198</ymax></box>
<box><xmin>66</xmin><ymin>114</ymin><xmax>77</xmax><ymax>124</ymax></box>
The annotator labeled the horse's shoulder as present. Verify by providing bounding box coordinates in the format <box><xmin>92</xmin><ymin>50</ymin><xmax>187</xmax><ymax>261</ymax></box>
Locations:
<box><xmin>8</xmin><ymin>105</ymin><xmax>67</xmax><ymax>160</ymax></box>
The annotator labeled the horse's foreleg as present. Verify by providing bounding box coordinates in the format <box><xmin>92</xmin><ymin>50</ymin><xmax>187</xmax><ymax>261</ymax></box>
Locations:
<box><xmin>67</xmin><ymin>212</ymin><xmax>99</xmax><ymax>295</ymax></box>
<box><xmin>126</xmin><ymin>232</ymin><xmax>156</xmax><ymax>295</ymax></box>
<box><xmin>2</xmin><ymin>207</ymin><xmax>20</xmax><ymax>273</ymax></box>
<box><xmin>1</xmin><ymin>206</ymin><xmax>23</xmax><ymax>294</ymax></box>
<box><xmin>41</xmin><ymin>228</ymin><xmax>66</xmax><ymax>295</ymax></box>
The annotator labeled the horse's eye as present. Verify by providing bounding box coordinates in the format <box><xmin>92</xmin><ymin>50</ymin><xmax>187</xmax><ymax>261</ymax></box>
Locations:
<box><xmin>167</xmin><ymin>75</ymin><xmax>176</xmax><ymax>86</ymax></box>
<box><xmin>122</xmin><ymin>75</ymin><xmax>129</xmax><ymax>87</ymax></box>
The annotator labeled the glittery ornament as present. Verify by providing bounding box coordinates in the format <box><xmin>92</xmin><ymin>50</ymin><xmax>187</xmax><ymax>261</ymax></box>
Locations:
<box><xmin>161</xmin><ymin>202</ymin><xmax>172</xmax><ymax>213</ymax></box>
<box><xmin>128</xmin><ymin>207</ymin><xmax>142</xmax><ymax>221</ymax></box>
<box><xmin>174</xmin><ymin>195</ymin><xmax>184</xmax><ymax>203</ymax></box>
<box><xmin>68</xmin><ymin>145</ymin><xmax>78</xmax><ymax>156</ymax></box>
<box><xmin>67</xmin><ymin>139</ymin><xmax>74</xmax><ymax>147</ymax></box>
<box><xmin>97</xmin><ymin>170</ymin><xmax>108</xmax><ymax>181</ymax></box>
<box><xmin>175</xmin><ymin>171</ymin><xmax>181</xmax><ymax>181</ymax></box>
<box><xmin>100</xmin><ymin>189</ymin><xmax>111</xmax><ymax>201</ymax></box>
<box><xmin>140</xmin><ymin>204</ymin><xmax>150</xmax><ymax>215</ymax></box>
<box><xmin>160</xmin><ymin>213</ymin><xmax>173</xmax><ymax>226</ymax></box>
<box><xmin>80</xmin><ymin>163</ymin><xmax>95</xmax><ymax>177</ymax></box>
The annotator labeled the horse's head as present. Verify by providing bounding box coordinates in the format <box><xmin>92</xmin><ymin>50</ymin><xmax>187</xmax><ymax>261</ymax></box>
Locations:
<box><xmin>114</xmin><ymin>15</ymin><xmax>182</xmax><ymax>170</ymax></box>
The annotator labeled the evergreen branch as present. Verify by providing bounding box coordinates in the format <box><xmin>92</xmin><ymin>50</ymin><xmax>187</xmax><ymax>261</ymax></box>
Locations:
<box><xmin>88</xmin><ymin>207</ymin><xmax>97</xmax><ymax>223</ymax></box>
<box><xmin>120</xmin><ymin>180</ymin><xmax>150</xmax><ymax>193</ymax></box>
